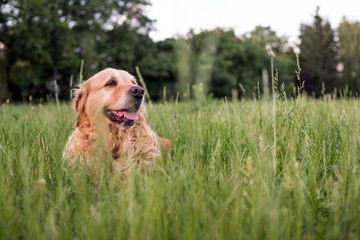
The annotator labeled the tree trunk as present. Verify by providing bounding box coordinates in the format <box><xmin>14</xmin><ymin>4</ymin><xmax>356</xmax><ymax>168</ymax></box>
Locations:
<box><xmin>0</xmin><ymin>51</ymin><xmax>11</xmax><ymax>101</ymax></box>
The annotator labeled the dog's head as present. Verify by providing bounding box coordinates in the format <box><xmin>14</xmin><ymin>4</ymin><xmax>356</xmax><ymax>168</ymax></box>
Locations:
<box><xmin>74</xmin><ymin>68</ymin><xmax>144</xmax><ymax>129</ymax></box>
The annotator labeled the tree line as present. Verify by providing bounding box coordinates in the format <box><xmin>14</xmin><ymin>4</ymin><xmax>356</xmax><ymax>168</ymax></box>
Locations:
<box><xmin>1</xmin><ymin>1</ymin><xmax>360</xmax><ymax>101</ymax></box>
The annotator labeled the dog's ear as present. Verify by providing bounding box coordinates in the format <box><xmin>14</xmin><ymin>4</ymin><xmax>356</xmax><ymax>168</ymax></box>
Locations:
<box><xmin>73</xmin><ymin>82</ymin><xmax>89</xmax><ymax>127</ymax></box>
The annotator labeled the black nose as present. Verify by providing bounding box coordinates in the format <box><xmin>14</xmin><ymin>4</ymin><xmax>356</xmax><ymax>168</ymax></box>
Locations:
<box><xmin>129</xmin><ymin>86</ymin><xmax>144</xmax><ymax>98</ymax></box>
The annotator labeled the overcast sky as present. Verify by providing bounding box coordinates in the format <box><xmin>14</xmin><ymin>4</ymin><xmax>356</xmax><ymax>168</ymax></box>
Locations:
<box><xmin>147</xmin><ymin>0</ymin><xmax>360</xmax><ymax>44</ymax></box>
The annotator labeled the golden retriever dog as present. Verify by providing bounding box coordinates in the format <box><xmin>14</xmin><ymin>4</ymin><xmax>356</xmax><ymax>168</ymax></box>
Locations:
<box><xmin>63</xmin><ymin>68</ymin><xmax>171</xmax><ymax>176</ymax></box>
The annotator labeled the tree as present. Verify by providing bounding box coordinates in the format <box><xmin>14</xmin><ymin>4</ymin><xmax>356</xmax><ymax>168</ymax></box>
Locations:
<box><xmin>0</xmin><ymin>0</ymin><xmax>153</xmax><ymax>101</ymax></box>
<box><xmin>0</xmin><ymin>0</ymin><xmax>16</xmax><ymax>100</ymax></box>
<box><xmin>298</xmin><ymin>7</ymin><xmax>340</xmax><ymax>96</ymax></box>
<box><xmin>248</xmin><ymin>26</ymin><xmax>289</xmax><ymax>54</ymax></box>
<box><xmin>68</xmin><ymin>0</ymin><xmax>153</xmax><ymax>77</ymax></box>
<box><xmin>2</xmin><ymin>0</ymin><xmax>79</xmax><ymax>100</ymax></box>
<box><xmin>170</xmin><ymin>28</ymin><xmax>294</xmax><ymax>99</ymax></box>
<box><xmin>338</xmin><ymin>18</ymin><xmax>360</xmax><ymax>94</ymax></box>
<box><xmin>136</xmin><ymin>39</ymin><xmax>176</xmax><ymax>100</ymax></box>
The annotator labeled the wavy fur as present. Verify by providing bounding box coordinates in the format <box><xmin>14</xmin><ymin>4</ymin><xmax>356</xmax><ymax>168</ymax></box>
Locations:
<box><xmin>63</xmin><ymin>68</ymin><xmax>170</xmax><ymax>176</ymax></box>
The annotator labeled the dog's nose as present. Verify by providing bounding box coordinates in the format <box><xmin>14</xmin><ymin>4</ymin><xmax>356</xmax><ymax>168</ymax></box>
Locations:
<box><xmin>129</xmin><ymin>86</ymin><xmax>144</xmax><ymax>98</ymax></box>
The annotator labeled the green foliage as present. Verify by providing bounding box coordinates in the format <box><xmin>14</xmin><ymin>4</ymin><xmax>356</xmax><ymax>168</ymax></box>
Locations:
<box><xmin>1</xmin><ymin>3</ymin><xmax>358</xmax><ymax>101</ymax></box>
<box><xmin>338</xmin><ymin>19</ymin><xmax>360</xmax><ymax>95</ymax></box>
<box><xmin>299</xmin><ymin>8</ymin><xmax>340</xmax><ymax>96</ymax></box>
<box><xmin>1</xmin><ymin>99</ymin><xmax>360</xmax><ymax>238</ymax></box>
<box><xmin>0</xmin><ymin>52</ymin><xmax>10</xmax><ymax>100</ymax></box>
<box><xmin>137</xmin><ymin>39</ymin><xmax>176</xmax><ymax>100</ymax></box>
<box><xmin>248</xmin><ymin>26</ymin><xmax>288</xmax><ymax>55</ymax></box>
<box><xmin>177</xmin><ymin>28</ymin><xmax>295</xmax><ymax>99</ymax></box>
<box><xmin>0</xmin><ymin>0</ymin><xmax>152</xmax><ymax>101</ymax></box>
<box><xmin>0</xmin><ymin>0</ymin><xmax>299</xmax><ymax>102</ymax></box>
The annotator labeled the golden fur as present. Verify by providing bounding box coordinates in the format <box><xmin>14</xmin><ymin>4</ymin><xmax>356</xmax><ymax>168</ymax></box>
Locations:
<box><xmin>63</xmin><ymin>68</ymin><xmax>171</xmax><ymax>176</ymax></box>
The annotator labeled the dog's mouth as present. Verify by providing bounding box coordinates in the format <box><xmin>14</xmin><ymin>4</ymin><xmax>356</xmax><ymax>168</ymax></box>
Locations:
<box><xmin>105</xmin><ymin>109</ymin><xmax>139</xmax><ymax>127</ymax></box>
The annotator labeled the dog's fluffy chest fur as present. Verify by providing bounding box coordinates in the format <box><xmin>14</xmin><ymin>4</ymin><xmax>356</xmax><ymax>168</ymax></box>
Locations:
<box><xmin>64</xmin><ymin>121</ymin><xmax>160</xmax><ymax>175</ymax></box>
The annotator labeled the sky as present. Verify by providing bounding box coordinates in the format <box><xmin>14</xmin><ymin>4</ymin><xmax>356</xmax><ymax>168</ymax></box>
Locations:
<box><xmin>147</xmin><ymin>0</ymin><xmax>360</xmax><ymax>44</ymax></box>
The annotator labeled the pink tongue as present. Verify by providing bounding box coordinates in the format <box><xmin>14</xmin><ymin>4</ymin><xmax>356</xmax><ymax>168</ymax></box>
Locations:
<box><xmin>123</xmin><ymin>111</ymin><xmax>139</xmax><ymax>120</ymax></box>
<box><xmin>115</xmin><ymin>111</ymin><xmax>139</xmax><ymax>120</ymax></box>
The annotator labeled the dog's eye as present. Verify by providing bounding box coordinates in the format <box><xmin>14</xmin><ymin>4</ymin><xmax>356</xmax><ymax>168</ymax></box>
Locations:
<box><xmin>105</xmin><ymin>79</ymin><xmax>117</xmax><ymax>87</ymax></box>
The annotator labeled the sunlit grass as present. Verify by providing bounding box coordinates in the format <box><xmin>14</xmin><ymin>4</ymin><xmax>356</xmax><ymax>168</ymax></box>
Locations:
<box><xmin>0</xmin><ymin>97</ymin><xmax>359</xmax><ymax>239</ymax></box>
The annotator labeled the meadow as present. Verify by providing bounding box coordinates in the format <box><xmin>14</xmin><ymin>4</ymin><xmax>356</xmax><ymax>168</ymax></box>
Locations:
<box><xmin>0</xmin><ymin>96</ymin><xmax>360</xmax><ymax>239</ymax></box>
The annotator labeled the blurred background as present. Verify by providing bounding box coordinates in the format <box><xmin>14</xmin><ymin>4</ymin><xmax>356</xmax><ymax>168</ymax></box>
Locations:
<box><xmin>0</xmin><ymin>0</ymin><xmax>359</xmax><ymax>102</ymax></box>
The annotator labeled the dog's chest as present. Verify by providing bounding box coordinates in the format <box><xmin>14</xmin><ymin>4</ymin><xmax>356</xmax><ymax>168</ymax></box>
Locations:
<box><xmin>111</xmin><ymin>128</ymin><xmax>139</xmax><ymax>160</ymax></box>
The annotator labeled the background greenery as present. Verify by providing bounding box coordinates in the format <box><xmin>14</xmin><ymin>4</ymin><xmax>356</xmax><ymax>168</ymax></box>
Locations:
<box><xmin>1</xmin><ymin>2</ymin><xmax>360</xmax><ymax>239</ymax></box>
<box><xmin>1</xmin><ymin>1</ymin><xmax>360</xmax><ymax>101</ymax></box>
<box><xmin>1</xmin><ymin>95</ymin><xmax>360</xmax><ymax>239</ymax></box>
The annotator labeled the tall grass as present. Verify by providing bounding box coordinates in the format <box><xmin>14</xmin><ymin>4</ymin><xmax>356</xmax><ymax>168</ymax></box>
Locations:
<box><xmin>0</xmin><ymin>96</ymin><xmax>360</xmax><ymax>239</ymax></box>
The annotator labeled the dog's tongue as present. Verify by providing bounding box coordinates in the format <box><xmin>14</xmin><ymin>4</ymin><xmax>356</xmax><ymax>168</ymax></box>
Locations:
<box><xmin>123</xmin><ymin>111</ymin><xmax>139</xmax><ymax>120</ymax></box>
<box><xmin>113</xmin><ymin>110</ymin><xmax>139</xmax><ymax>120</ymax></box>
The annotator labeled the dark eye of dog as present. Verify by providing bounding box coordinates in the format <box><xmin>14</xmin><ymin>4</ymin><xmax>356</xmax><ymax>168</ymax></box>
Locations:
<box><xmin>105</xmin><ymin>79</ymin><xmax>117</xmax><ymax>87</ymax></box>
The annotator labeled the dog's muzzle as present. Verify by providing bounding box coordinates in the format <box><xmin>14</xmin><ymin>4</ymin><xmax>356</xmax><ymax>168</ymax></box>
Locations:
<box><xmin>129</xmin><ymin>86</ymin><xmax>144</xmax><ymax>110</ymax></box>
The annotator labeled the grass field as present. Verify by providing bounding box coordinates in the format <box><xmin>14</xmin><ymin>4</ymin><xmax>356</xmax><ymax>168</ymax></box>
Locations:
<box><xmin>0</xmin><ymin>97</ymin><xmax>360</xmax><ymax>239</ymax></box>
